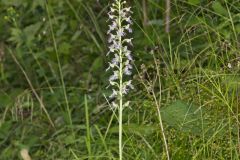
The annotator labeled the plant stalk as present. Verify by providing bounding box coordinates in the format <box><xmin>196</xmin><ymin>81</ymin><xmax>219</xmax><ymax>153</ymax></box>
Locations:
<box><xmin>118</xmin><ymin>1</ymin><xmax>123</xmax><ymax>160</ymax></box>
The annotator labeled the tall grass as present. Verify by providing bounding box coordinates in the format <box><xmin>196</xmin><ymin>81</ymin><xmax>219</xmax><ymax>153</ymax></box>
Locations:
<box><xmin>0</xmin><ymin>0</ymin><xmax>240</xmax><ymax>159</ymax></box>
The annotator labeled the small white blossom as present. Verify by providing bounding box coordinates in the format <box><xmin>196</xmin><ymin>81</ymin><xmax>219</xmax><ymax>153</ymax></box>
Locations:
<box><xmin>108</xmin><ymin>21</ymin><xmax>118</xmax><ymax>34</ymax></box>
<box><xmin>227</xmin><ymin>63</ymin><xmax>232</xmax><ymax>69</ymax></box>
<box><xmin>108</xmin><ymin>34</ymin><xmax>115</xmax><ymax>43</ymax></box>
<box><xmin>109</xmin><ymin>71</ymin><xmax>119</xmax><ymax>82</ymax></box>
<box><xmin>124</xmin><ymin>7</ymin><xmax>132</xmax><ymax>13</ymax></box>
<box><xmin>123</xmin><ymin>101</ymin><xmax>130</xmax><ymax>107</ymax></box>
<box><xmin>125</xmin><ymin>17</ymin><xmax>132</xmax><ymax>24</ymax></box>
<box><xmin>117</xmin><ymin>29</ymin><xmax>126</xmax><ymax>37</ymax></box>
<box><xmin>112</xmin><ymin>54</ymin><xmax>119</xmax><ymax>64</ymax></box>
<box><xmin>126</xmin><ymin>80</ymin><xmax>134</xmax><ymax>89</ymax></box>
<box><xmin>111</xmin><ymin>102</ymin><xmax>118</xmax><ymax>109</ymax></box>
<box><xmin>124</xmin><ymin>24</ymin><xmax>132</xmax><ymax>33</ymax></box>
<box><xmin>108</xmin><ymin>13</ymin><xmax>115</xmax><ymax>20</ymax></box>
<box><xmin>123</xmin><ymin>38</ymin><xmax>133</xmax><ymax>45</ymax></box>
<box><xmin>110</xmin><ymin>7</ymin><xmax>116</xmax><ymax>13</ymax></box>
<box><xmin>109</xmin><ymin>89</ymin><xmax>118</xmax><ymax>98</ymax></box>
<box><xmin>124</xmin><ymin>66</ymin><xmax>132</xmax><ymax>75</ymax></box>
<box><xmin>108</xmin><ymin>45</ymin><xmax>115</xmax><ymax>53</ymax></box>
<box><xmin>125</xmin><ymin>51</ymin><xmax>133</xmax><ymax>61</ymax></box>
<box><xmin>122</xmin><ymin>84</ymin><xmax>129</xmax><ymax>94</ymax></box>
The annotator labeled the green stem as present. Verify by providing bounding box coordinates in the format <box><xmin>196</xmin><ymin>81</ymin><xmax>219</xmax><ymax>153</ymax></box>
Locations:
<box><xmin>118</xmin><ymin>1</ymin><xmax>123</xmax><ymax>160</ymax></box>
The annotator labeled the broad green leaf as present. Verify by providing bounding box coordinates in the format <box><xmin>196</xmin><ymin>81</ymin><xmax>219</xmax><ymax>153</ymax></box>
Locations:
<box><xmin>161</xmin><ymin>100</ymin><xmax>232</xmax><ymax>138</ymax></box>
<box><xmin>24</xmin><ymin>22</ymin><xmax>42</xmax><ymax>47</ymax></box>
<box><xmin>24</xmin><ymin>22</ymin><xmax>42</xmax><ymax>36</ymax></box>
<box><xmin>212</xmin><ymin>1</ymin><xmax>228</xmax><ymax>16</ymax></box>
<box><xmin>161</xmin><ymin>100</ymin><xmax>208</xmax><ymax>134</ymax></box>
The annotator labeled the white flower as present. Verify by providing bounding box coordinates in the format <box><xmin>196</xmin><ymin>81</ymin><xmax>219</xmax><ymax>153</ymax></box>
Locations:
<box><xmin>124</xmin><ymin>51</ymin><xmax>133</xmax><ymax>61</ymax></box>
<box><xmin>125</xmin><ymin>17</ymin><xmax>132</xmax><ymax>24</ymax></box>
<box><xmin>124</xmin><ymin>60</ymin><xmax>132</xmax><ymax>68</ymax></box>
<box><xmin>123</xmin><ymin>101</ymin><xmax>130</xmax><ymax>107</ymax></box>
<box><xmin>108</xmin><ymin>21</ymin><xmax>117</xmax><ymax>33</ymax></box>
<box><xmin>111</xmin><ymin>54</ymin><xmax>120</xmax><ymax>65</ymax></box>
<box><xmin>124</xmin><ymin>67</ymin><xmax>132</xmax><ymax>75</ymax></box>
<box><xmin>120</xmin><ymin>10</ymin><xmax>127</xmax><ymax>18</ymax></box>
<box><xmin>126</xmin><ymin>80</ymin><xmax>134</xmax><ymax>89</ymax></box>
<box><xmin>109</xmin><ymin>89</ymin><xmax>118</xmax><ymax>98</ymax></box>
<box><xmin>124</xmin><ymin>24</ymin><xmax>132</xmax><ymax>33</ymax></box>
<box><xmin>124</xmin><ymin>38</ymin><xmax>133</xmax><ymax>45</ymax></box>
<box><xmin>108</xmin><ymin>34</ymin><xmax>115</xmax><ymax>43</ymax></box>
<box><xmin>111</xmin><ymin>102</ymin><xmax>118</xmax><ymax>109</ymax></box>
<box><xmin>110</xmin><ymin>7</ymin><xmax>116</xmax><ymax>13</ymax></box>
<box><xmin>108</xmin><ymin>13</ymin><xmax>115</xmax><ymax>20</ymax></box>
<box><xmin>117</xmin><ymin>29</ymin><xmax>126</xmax><ymax>37</ymax></box>
<box><xmin>124</xmin><ymin>7</ymin><xmax>132</xmax><ymax>13</ymax></box>
<box><xmin>109</xmin><ymin>44</ymin><xmax>116</xmax><ymax>53</ymax></box>
<box><xmin>122</xmin><ymin>85</ymin><xmax>129</xmax><ymax>94</ymax></box>
<box><xmin>227</xmin><ymin>63</ymin><xmax>232</xmax><ymax>69</ymax></box>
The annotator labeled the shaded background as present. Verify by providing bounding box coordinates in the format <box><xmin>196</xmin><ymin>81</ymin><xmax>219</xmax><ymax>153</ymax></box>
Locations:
<box><xmin>0</xmin><ymin>0</ymin><xmax>240</xmax><ymax>159</ymax></box>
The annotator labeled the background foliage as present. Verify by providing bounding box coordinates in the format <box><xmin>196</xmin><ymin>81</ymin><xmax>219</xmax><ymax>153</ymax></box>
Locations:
<box><xmin>0</xmin><ymin>0</ymin><xmax>240</xmax><ymax>159</ymax></box>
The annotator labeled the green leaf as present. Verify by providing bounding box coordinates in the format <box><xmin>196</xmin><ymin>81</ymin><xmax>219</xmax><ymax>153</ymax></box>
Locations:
<box><xmin>64</xmin><ymin>134</ymin><xmax>76</xmax><ymax>145</ymax></box>
<box><xmin>161</xmin><ymin>100</ymin><xmax>207</xmax><ymax>134</ymax></box>
<box><xmin>91</xmin><ymin>57</ymin><xmax>103</xmax><ymax>72</ymax></box>
<box><xmin>59</xmin><ymin>42</ymin><xmax>71</xmax><ymax>55</ymax></box>
<box><xmin>161</xmin><ymin>100</ymin><xmax>232</xmax><ymax>137</ymax></box>
<box><xmin>212</xmin><ymin>1</ymin><xmax>228</xmax><ymax>16</ymax></box>
<box><xmin>0</xmin><ymin>121</ymin><xmax>12</xmax><ymax>140</ymax></box>
<box><xmin>235</xmin><ymin>24</ymin><xmax>240</xmax><ymax>34</ymax></box>
<box><xmin>0</xmin><ymin>94</ymin><xmax>12</xmax><ymax>108</ymax></box>
<box><xmin>8</xmin><ymin>28</ymin><xmax>22</xmax><ymax>45</ymax></box>
<box><xmin>24</xmin><ymin>22</ymin><xmax>42</xmax><ymax>47</ymax></box>
<box><xmin>188</xmin><ymin>0</ymin><xmax>200</xmax><ymax>5</ymax></box>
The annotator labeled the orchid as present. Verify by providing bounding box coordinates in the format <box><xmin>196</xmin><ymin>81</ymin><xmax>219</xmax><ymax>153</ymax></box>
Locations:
<box><xmin>106</xmin><ymin>1</ymin><xmax>133</xmax><ymax>159</ymax></box>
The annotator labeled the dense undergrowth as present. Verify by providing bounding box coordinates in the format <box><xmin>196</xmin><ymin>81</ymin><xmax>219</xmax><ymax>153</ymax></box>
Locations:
<box><xmin>0</xmin><ymin>0</ymin><xmax>240</xmax><ymax>159</ymax></box>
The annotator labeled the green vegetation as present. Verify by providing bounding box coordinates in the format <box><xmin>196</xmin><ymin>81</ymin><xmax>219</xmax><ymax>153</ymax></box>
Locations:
<box><xmin>0</xmin><ymin>0</ymin><xmax>240</xmax><ymax>159</ymax></box>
